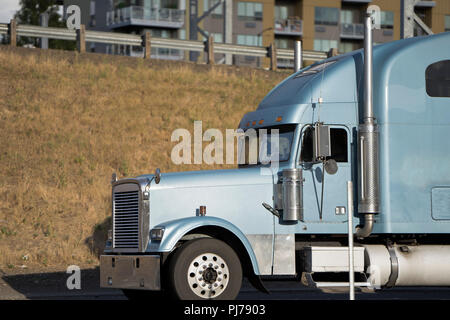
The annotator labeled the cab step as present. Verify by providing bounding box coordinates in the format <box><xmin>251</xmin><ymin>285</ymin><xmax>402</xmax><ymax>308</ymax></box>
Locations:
<box><xmin>301</xmin><ymin>246</ymin><xmax>374</xmax><ymax>290</ymax></box>
<box><xmin>302</xmin><ymin>272</ymin><xmax>374</xmax><ymax>290</ymax></box>
<box><xmin>315</xmin><ymin>282</ymin><xmax>372</xmax><ymax>288</ymax></box>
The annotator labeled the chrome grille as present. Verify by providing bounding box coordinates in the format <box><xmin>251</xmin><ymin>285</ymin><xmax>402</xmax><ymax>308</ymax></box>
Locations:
<box><xmin>113</xmin><ymin>186</ymin><xmax>140</xmax><ymax>250</ymax></box>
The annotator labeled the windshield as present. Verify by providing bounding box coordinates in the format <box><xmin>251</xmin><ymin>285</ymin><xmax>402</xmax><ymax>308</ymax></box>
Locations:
<box><xmin>238</xmin><ymin>124</ymin><xmax>296</xmax><ymax>166</ymax></box>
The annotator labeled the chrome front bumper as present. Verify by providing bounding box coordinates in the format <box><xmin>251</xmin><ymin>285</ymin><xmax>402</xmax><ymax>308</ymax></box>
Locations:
<box><xmin>100</xmin><ymin>255</ymin><xmax>161</xmax><ymax>290</ymax></box>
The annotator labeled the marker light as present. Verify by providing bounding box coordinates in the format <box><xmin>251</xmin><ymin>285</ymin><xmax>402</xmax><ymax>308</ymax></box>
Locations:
<box><xmin>150</xmin><ymin>227</ymin><xmax>165</xmax><ymax>241</ymax></box>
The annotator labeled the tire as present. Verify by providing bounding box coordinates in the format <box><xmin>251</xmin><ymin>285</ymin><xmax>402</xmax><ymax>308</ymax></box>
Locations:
<box><xmin>168</xmin><ymin>238</ymin><xmax>242</xmax><ymax>300</ymax></box>
<box><xmin>122</xmin><ymin>289</ymin><xmax>166</xmax><ymax>300</ymax></box>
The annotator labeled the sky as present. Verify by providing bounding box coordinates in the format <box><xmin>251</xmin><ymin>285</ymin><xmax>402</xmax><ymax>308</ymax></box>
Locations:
<box><xmin>0</xmin><ymin>0</ymin><xmax>21</xmax><ymax>23</ymax></box>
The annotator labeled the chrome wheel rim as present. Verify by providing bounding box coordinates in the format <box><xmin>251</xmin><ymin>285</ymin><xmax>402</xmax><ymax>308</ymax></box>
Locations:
<box><xmin>187</xmin><ymin>252</ymin><xmax>230</xmax><ymax>298</ymax></box>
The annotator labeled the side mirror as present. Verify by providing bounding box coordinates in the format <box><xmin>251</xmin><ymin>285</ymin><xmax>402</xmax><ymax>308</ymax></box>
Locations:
<box><xmin>155</xmin><ymin>168</ymin><xmax>161</xmax><ymax>184</ymax></box>
<box><xmin>313</xmin><ymin>123</ymin><xmax>331</xmax><ymax>162</ymax></box>
<box><xmin>324</xmin><ymin>159</ymin><xmax>338</xmax><ymax>175</ymax></box>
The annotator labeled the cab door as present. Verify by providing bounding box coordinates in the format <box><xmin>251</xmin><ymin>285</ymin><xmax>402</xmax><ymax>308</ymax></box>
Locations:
<box><xmin>297</xmin><ymin>124</ymin><xmax>352</xmax><ymax>223</ymax></box>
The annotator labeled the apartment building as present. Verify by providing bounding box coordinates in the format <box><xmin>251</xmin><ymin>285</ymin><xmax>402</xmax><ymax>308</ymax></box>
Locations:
<box><xmin>59</xmin><ymin>0</ymin><xmax>186</xmax><ymax>59</ymax></box>
<box><xmin>198</xmin><ymin>0</ymin><xmax>450</xmax><ymax>67</ymax></box>
<box><xmin>60</xmin><ymin>0</ymin><xmax>450</xmax><ymax>67</ymax></box>
<box><xmin>271</xmin><ymin>0</ymin><xmax>450</xmax><ymax>67</ymax></box>
<box><xmin>104</xmin><ymin>0</ymin><xmax>186</xmax><ymax>58</ymax></box>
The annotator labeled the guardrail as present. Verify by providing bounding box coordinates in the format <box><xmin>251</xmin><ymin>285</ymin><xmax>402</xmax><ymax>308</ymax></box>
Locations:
<box><xmin>0</xmin><ymin>20</ymin><xmax>333</xmax><ymax>71</ymax></box>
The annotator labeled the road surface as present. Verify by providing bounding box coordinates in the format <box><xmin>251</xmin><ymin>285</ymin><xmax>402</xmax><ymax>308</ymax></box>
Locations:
<box><xmin>2</xmin><ymin>267</ymin><xmax>450</xmax><ymax>300</ymax></box>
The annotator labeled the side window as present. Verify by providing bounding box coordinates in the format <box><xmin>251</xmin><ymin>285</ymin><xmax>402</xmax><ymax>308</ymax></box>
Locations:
<box><xmin>426</xmin><ymin>60</ymin><xmax>450</xmax><ymax>98</ymax></box>
<box><xmin>300</xmin><ymin>126</ymin><xmax>348</xmax><ymax>163</ymax></box>
<box><xmin>330</xmin><ymin>128</ymin><xmax>348</xmax><ymax>162</ymax></box>
<box><xmin>300</xmin><ymin>126</ymin><xmax>314</xmax><ymax>162</ymax></box>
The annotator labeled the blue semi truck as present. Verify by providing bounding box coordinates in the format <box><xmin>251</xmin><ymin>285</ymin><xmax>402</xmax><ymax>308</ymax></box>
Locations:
<box><xmin>100</xmin><ymin>15</ymin><xmax>450</xmax><ymax>299</ymax></box>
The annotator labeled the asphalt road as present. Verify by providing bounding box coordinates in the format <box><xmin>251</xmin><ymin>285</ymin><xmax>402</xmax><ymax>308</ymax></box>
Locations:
<box><xmin>25</xmin><ymin>286</ymin><xmax>450</xmax><ymax>300</ymax></box>
<box><xmin>2</xmin><ymin>267</ymin><xmax>450</xmax><ymax>300</ymax></box>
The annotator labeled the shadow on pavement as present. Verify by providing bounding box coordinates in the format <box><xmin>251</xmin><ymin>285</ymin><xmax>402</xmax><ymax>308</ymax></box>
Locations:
<box><xmin>0</xmin><ymin>267</ymin><xmax>122</xmax><ymax>300</ymax></box>
<box><xmin>0</xmin><ymin>215</ymin><xmax>120</xmax><ymax>300</ymax></box>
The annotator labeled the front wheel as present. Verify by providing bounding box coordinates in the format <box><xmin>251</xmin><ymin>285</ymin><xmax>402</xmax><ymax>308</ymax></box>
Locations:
<box><xmin>168</xmin><ymin>238</ymin><xmax>242</xmax><ymax>300</ymax></box>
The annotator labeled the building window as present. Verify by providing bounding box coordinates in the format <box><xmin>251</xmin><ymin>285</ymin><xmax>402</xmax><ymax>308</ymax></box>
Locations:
<box><xmin>89</xmin><ymin>0</ymin><xmax>96</xmax><ymax>26</ymax></box>
<box><xmin>315</xmin><ymin>7</ymin><xmax>339</xmax><ymax>25</ymax></box>
<box><xmin>213</xmin><ymin>33</ymin><xmax>223</xmax><ymax>43</ymax></box>
<box><xmin>275</xmin><ymin>38</ymin><xmax>290</xmax><ymax>49</ymax></box>
<box><xmin>340</xmin><ymin>9</ymin><xmax>353</xmax><ymax>24</ymax></box>
<box><xmin>275</xmin><ymin>5</ymin><xmax>288</xmax><ymax>20</ymax></box>
<box><xmin>314</xmin><ymin>39</ymin><xmax>338</xmax><ymax>52</ymax></box>
<box><xmin>426</xmin><ymin>60</ymin><xmax>450</xmax><ymax>98</ymax></box>
<box><xmin>206</xmin><ymin>32</ymin><xmax>223</xmax><ymax>43</ymax></box>
<box><xmin>237</xmin><ymin>34</ymin><xmax>262</xmax><ymax>46</ymax></box>
<box><xmin>179</xmin><ymin>29</ymin><xmax>186</xmax><ymax>40</ymax></box>
<box><xmin>160</xmin><ymin>0</ymin><xmax>178</xmax><ymax>9</ymax></box>
<box><xmin>143</xmin><ymin>0</ymin><xmax>151</xmax><ymax>8</ymax></box>
<box><xmin>445</xmin><ymin>15</ymin><xmax>450</xmax><ymax>32</ymax></box>
<box><xmin>339</xmin><ymin>41</ymin><xmax>354</xmax><ymax>53</ymax></box>
<box><xmin>203</xmin><ymin>0</ymin><xmax>223</xmax><ymax>16</ymax></box>
<box><xmin>237</xmin><ymin>2</ymin><xmax>263</xmax><ymax>21</ymax></box>
<box><xmin>380</xmin><ymin>11</ymin><xmax>394</xmax><ymax>29</ymax></box>
<box><xmin>90</xmin><ymin>0</ymin><xmax>96</xmax><ymax>15</ymax></box>
<box><xmin>149</xmin><ymin>28</ymin><xmax>175</xmax><ymax>38</ymax></box>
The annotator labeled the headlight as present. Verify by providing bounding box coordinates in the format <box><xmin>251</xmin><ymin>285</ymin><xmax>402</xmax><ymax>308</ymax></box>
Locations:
<box><xmin>150</xmin><ymin>227</ymin><xmax>165</xmax><ymax>241</ymax></box>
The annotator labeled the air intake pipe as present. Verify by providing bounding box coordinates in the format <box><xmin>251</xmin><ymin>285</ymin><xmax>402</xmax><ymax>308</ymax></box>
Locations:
<box><xmin>357</xmin><ymin>13</ymin><xmax>380</xmax><ymax>239</ymax></box>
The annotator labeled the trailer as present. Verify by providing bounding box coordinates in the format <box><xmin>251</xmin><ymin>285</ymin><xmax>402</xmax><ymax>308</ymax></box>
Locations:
<box><xmin>100</xmin><ymin>14</ymin><xmax>450</xmax><ymax>299</ymax></box>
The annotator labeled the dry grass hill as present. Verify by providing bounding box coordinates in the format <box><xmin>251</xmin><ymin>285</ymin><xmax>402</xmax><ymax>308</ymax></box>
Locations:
<box><xmin>0</xmin><ymin>46</ymin><xmax>287</xmax><ymax>271</ymax></box>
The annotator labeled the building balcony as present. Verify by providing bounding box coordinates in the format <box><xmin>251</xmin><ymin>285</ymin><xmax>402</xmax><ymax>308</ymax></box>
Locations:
<box><xmin>274</xmin><ymin>19</ymin><xmax>302</xmax><ymax>36</ymax></box>
<box><xmin>106</xmin><ymin>6</ymin><xmax>185</xmax><ymax>29</ymax></box>
<box><xmin>340</xmin><ymin>23</ymin><xmax>364</xmax><ymax>39</ymax></box>
<box><xmin>415</xmin><ymin>1</ymin><xmax>436</xmax><ymax>8</ymax></box>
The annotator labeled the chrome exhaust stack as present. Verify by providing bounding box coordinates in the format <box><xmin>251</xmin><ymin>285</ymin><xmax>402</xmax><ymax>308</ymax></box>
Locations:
<box><xmin>357</xmin><ymin>13</ymin><xmax>380</xmax><ymax>239</ymax></box>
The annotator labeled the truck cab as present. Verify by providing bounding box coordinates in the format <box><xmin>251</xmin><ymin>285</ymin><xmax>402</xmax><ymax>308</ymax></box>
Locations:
<box><xmin>100</xmin><ymin>28</ymin><xmax>450</xmax><ymax>299</ymax></box>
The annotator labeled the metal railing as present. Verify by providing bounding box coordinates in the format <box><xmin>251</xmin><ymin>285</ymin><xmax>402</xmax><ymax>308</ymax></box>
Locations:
<box><xmin>0</xmin><ymin>21</ymin><xmax>330</xmax><ymax>71</ymax></box>
<box><xmin>274</xmin><ymin>19</ymin><xmax>302</xmax><ymax>35</ymax></box>
<box><xmin>106</xmin><ymin>6</ymin><xmax>185</xmax><ymax>28</ymax></box>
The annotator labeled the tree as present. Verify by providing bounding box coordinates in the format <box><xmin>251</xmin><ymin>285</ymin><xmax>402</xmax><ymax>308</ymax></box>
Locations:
<box><xmin>14</xmin><ymin>0</ymin><xmax>76</xmax><ymax>50</ymax></box>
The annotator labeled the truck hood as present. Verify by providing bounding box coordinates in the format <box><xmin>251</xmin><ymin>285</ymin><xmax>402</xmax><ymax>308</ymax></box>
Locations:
<box><xmin>139</xmin><ymin>167</ymin><xmax>276</xmax><ymax>234</ymax></box>
<box><xmin>138</xmin><ymin>167</ymin><xmax>275</xmax><ymax>190</ymax></box>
